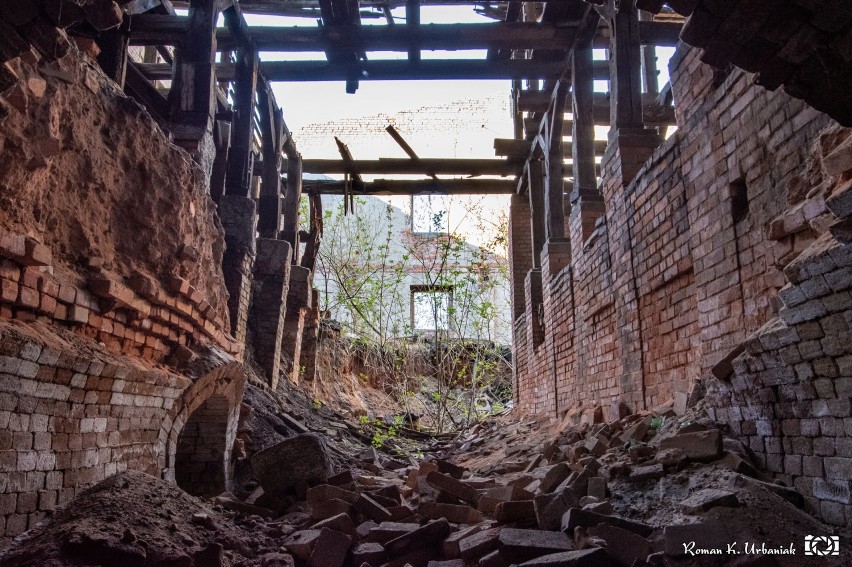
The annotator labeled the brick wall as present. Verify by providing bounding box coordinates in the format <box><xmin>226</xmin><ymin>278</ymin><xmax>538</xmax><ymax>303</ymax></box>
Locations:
<box><xmin>512</xmin><ymin>42</ymin><xmax>832</xmax><ymax>421</ymax></box>
<box><xmin>0</xmin><ymin>320</ymin><xmax>244</xmax><ymax>545</ymax></box>
<box><xmin>511</xmin><ymin>40</ymin><xmax>851</xmax><ymax>522</ymax></box>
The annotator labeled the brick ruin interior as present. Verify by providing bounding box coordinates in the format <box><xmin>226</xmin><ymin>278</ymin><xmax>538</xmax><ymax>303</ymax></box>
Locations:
<box><xmin>0</xmin><ymin>1</ymin><xmax>851</xmax><ymax>566</ymax></box>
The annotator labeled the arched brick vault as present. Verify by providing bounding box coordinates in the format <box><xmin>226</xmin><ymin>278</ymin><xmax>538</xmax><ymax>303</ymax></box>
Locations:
<box><xmin>157</xmin><ymin>349</ymin><xmax>246</xmax><ymax>490</ymax></box>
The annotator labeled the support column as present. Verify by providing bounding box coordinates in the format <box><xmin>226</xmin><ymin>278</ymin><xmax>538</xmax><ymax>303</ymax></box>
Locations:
<box><xmin>604</xmin><ymin>0</ymin><xmax>662</xmax><ymax>189</ymax></box>
<box><xmin>248</xmin><ymin>239</ymin><xmax>291</xmax><ymax>390</ymax></box>
<box><xmin>300</xmin><ymin>290</ymin><xmax>321</xmax><ymax>382</ymax></box>
<box><xmin>570</xmin><ymin>40</ymin><xmax>605</xmax><ymax>243</ymax></box>
<box><xmin>257</xmin><ymin>79</ymin><xmax>283</xmax><ymax>237</ymax></box>
<box><xmin>219</xmin><ymin>196</ymin><xmax>256</xmax><ymax>348</ymax></box>
<box><xmin>280</xmin><ymin>266</ymin><xmax>313</xmax><ymax>385</ymax></box>
<box><xmin>225</xmin><ymin>46</ymin><xmax>258</xmax><ymax>197</ymax></box>
<box><xmin>280</xmin><ymin>155</ymin><xmax>303</xmax><ymax>257</ymax></box>
<box><xmin>168</xmin><ymin>0</ymin><xmax>218</xmax><ymax>151</ymax></box>
<box><xmin>528</xmin><ymin>161</ymin><xmax>547</xmax><ymax>269</ymax></box>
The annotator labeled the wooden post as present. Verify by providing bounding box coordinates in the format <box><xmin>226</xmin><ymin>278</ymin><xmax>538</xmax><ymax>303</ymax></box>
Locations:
<box><xmin>545</xmin><ymin>82</ymin><xmax>568</xmax><ymax>240</ymax></box>
<box><xmin>97</xmin><ymin>27</ymin><xmax>130</xmax><ymax>88</ymax></box>
<box><xmin>168</xmin><ymin>0</ymin><xmax>218</xmax><ymax>141</ymax></box>
<box><xmin>609</xmin><ymin>0</ymin><xmax>644</xmax><ymax>129</ymax></box>
<box><xmin>224</xmin><ymin>46</ymin><xmax>258</xmax><ymax>196</ymax></box>
<box><xmin>257</xmin><ymin>80</ymin><xmax>283</xmax><ymax>237</ymax></box>
<box><xmin>638</xmin><ymin>10</ymin><xmax>659</xmax><ymax>95</ymax></box>
<box><xmin>301</xmin><ymin>193</ymin><xmax>323</xmax><ymax>272</ymax></box>
<box><xmin>571</xmin><ymin>44</ymin><xmax>598</xmax><ymax>200</ymax></box>
<box><xmin>281</xmin><ymin>155</ymin><xmax>303</xmax><ymax>259</ymax></box>
<box><xmin>528</xmin><ymin>160</ymin><xmax>546</xmax><ymax>269</ymax></box>
<box><xmin>406</xmin><ymin>0</ymin><xmax>421</xmax><ymax>62</ymax></box>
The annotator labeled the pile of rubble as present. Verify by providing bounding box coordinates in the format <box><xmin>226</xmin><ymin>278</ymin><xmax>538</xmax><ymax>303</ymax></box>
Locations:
<box><xmin>2</xmin><ymin>395</ymin><xmax>849</xmax><ymax>566</ymax></box>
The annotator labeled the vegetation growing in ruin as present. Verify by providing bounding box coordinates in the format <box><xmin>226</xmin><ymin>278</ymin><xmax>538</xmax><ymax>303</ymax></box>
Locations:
<box><xmin>309</xmin><ymin>196</ymin><xmax>513</xmax><ymax>434</ymax></box>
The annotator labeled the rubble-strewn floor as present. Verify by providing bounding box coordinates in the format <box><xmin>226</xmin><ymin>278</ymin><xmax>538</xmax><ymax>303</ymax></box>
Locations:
<box><xmin>1</xmin><ymin>382</ymin><xmax>849</xmax><ymax>566</ymax></box>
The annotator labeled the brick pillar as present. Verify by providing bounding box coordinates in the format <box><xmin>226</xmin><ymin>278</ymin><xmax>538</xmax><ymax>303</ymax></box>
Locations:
<box><xmin>280</xmin><ymin>265</ymin><xmax>312</xmax><ymax>386</ymax></box>
<box><xmin>248</xmin><ymin>238</ymin><xmax>291</xmax><ymax>390</ymax></box>
<box><xmin>541</xmin><ymin>238</ymin><xmax>572</xmax><ymax>417</ymax></box>
<box><xmin>509</xmin><ymin>194</ymin><xmax>533</xmax><ymax>411</ymax></box>
<box><xmin>300</xmin><ymin>289</ymin><xmax>321</xmax><ymax>382</ymax></box>
<box><xmin>600</xmin><ymin>127</ymin><xmax>662</xmax><ymax>413</ymax></box>
<box><xmin>219</xmin><ymin>196</ymin><xmax>256</xmax><ymax>349</ymax></box>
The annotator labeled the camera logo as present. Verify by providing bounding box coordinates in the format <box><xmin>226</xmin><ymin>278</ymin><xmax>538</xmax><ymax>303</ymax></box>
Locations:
<box><xmin>805</xmin><ymin>535</ymin><xmax>840</xmax><ymax>556</ymax></box>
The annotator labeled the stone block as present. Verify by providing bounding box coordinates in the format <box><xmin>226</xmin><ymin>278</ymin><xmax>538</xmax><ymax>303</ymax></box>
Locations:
<box><xmin>497</xmin><ymin>528</ymin><xmax>573</xmax><ymax>563</ymax></box>
<box><xmin>658</xmin><ymin>429</ymin><xmax>722</xmax><ymax>462</ymax></box>
<box><xmin>384</xmin><ymin>518</ymin><xmax>451</xmax><ymax>556</ymax></box>
<box><xmin>561</xmin><ymin>508</ymin><xmax>652</xmax><ymax>537</ymax></box>
<box><xmin>251</xmin><ymin>434</ymin><xmax>332</xmax><ymax>497</ymax></box>
<box><xmin>307</xmin><ymin>528</ymin><xmax>351</xmax><ymax>567</ymax></box>
<box><xmin>494</xmin><ymin>499</ymin><xmax>536</xmax><ymax>522</ymax></box>
<box><xmin>419</xmin><ymin>501</ymin><xmax>482</xmax><ymax>524</ymax></box>
<box><xmin>255</xmin><ymin>239</ymin><xmax>292</xmax><ymax>277</ymax></box>
<box><xmin>426</xmin><ymin>470</ymin><xmax>479</xmax><ymax>504</ymax></box>
<box><xmin>812</xmin><ymin>478</ymin><xmax>852</xmax><ymax>504</ymax></box>
<box><xmin>516</xmin><ymin>548</ymin><xmax>608</xmax><ymax>566</ymax></box>
<box><xmin>679</xmin><ymin>489</ymin><xmax>739</xmax><ymax>514</ymax></box>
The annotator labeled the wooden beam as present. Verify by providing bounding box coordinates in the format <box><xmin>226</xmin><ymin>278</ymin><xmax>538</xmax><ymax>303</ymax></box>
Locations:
<box><xmin>406</xmin><ymin>0</ymin><xmax>421</xmax><ymax>62</ymax></box>
<box><xmin>137</xmin><ymin>58</ymin><xmax>576</xmax><ymax>82</ymax></box>
<box><xmin>519</xmin><ymin>90</ymin><xmax>665</xmax><ymax>113</ymax></box>
<box><xmin>609</xmin><ymin>0</ymin><xmax>644</xmax><ymax>129</ymax></box>
<box><xmin>281</xmin><ymin>155</ymin><xmax>303</xmax><ymax>253</ymax></box>
<box><xmin>294</xmin><ymin>158</ymin><xmax>521</xmax><ymax>176</ymax></box>
<box><xmin>521</xmin><ymin>101</ymin><xmax>675</xmax><ymax>133</ymax></box>
<box><xmin>571</xmin><ymin>41</ymin><xmax>598</xmax><ymax>201</ymax></box>
<box><xmin>546</xmin><ymin>81</ymin><xmax>568</xmax><ymax>240</ymax></box>
<box><xmin>129</xmin><ymin>17</ymin><xmax>679</xmax><ymax>50</ymax></box>
<box><xmin>167</xmin><ymin>0</ymin><xmax>219</xmax><ymax>145</ymax></box>
<box><xmin>224</xmin><ymin>46</ymin><xmax>259</xmax><ymax>196</ymax></box>
<box><xmin>257</xmin><ymin>78</ymin><xmax>283</xmax><ymax>237</ymax></box>
<box><xmin>386</xmin><ymin>125</ymin><xmax>438</xmax><ymax>180</ymax></box>
<box><xmin>301</xmin><ymin>193</ymin><xmax>323</xmax><ymax>271</ymax></box>
<box><xmin>495</xmin><ymin>138</ymin><xmax>607</xmax><ymax>158</ymax></box>
<box><xmin>303</xmin><ymin>178</ymin><xmax>516</xmax><ymax>195</ymax></box>
<box><xmin>528</xmin><ymin>161</ymin><xmax>546</xmax><ymax>269</ymax></box>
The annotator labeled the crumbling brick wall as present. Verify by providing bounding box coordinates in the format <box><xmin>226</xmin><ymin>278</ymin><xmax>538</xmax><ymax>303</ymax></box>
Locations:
<box><xmin>706</xmin><ymin>126</ymin><xmax>852</xmax><ymax>526</ymax></box>
<box><xmin>0</xmin><ymin>321</ymin><xmax>244</xmax><ymax>546</ymax></box>
<box><xmin>0</xmin><ymin>14</ymin><xmax>248</xmax><ymax>545</ymax></box>
<box><xmin>513</xmin><ymin>42</ymin><xmax>832</xmax><ymax>421</ymax></box>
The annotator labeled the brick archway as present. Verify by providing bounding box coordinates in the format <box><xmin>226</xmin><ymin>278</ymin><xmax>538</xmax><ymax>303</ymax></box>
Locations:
<box><xmin>158</xmin><ymin>349</ymin><xmax>246</xmax><ymax>494</ymax></box>
<box><xmin>174</xmin><ymin>393</ymin><xmax>230</xmax><ymax>496</ymax></box>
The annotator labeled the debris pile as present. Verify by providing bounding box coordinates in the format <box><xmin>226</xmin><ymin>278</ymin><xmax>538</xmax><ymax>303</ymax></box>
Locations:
<box><xmin>2</xmin><ymin>394</ymin><xmax>849</xmax><ymax>566</ymax></box>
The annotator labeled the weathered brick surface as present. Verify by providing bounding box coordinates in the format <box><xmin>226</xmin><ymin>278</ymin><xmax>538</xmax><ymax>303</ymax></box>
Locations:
<box><xmin>511</xmin><ymin>41</ymin><xmax>850</xmax><ymax>523</ymax></box>
<box><xmin>514</xmin><ymin>42</ymin><xmax>833</xmax><ymax>417</ymax></box>
<box><xmin>0</xmin><ymin>320</ymin><xmax>245</xmax><ymax>545</ymax></box>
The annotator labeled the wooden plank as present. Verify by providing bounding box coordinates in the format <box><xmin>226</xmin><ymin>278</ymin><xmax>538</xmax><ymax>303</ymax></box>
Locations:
<box><xmin>293</xmin><ymin>158</ymin><xmax>521</xmax><ymax>176</ymax></box>
<box><xmin>124</xmin><ymin>61</ymin><xmax>168</xmax><ymax>120</ymax></box>
<box><xmin>519</xmin><ymin>89</ymin><xmax>662</xmax><ymax>113</ymax></box>
<box><xmin>385</xmin><ymin>125</ymin><xmax>438</xmax><ymax>180</ymax></box>
<box><xmin>137</xmin><ymin>58</ymin><xmax>578</xmax><ymax>81</ymax></box>
<box><xmin>97</xmin><ymin>27</ymin><xmax>130</xmax><ymax>88</ymax></box>
<box><xmin>494</xmin><ymin>138</ymin><xmax>531</xmax><ymax>158</ymax></box>
<box><xmin>303</xmin><ymin>178</ymin><xmax>516</xmax><ymax>195</ymax></box>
